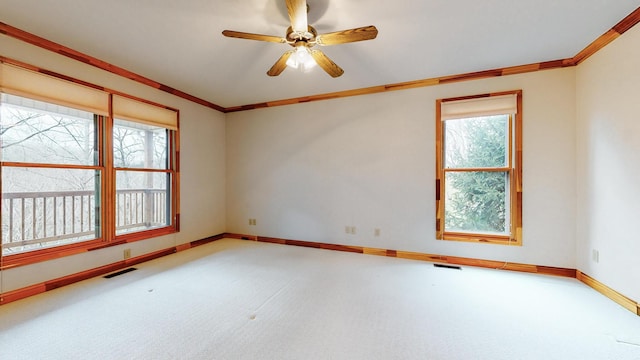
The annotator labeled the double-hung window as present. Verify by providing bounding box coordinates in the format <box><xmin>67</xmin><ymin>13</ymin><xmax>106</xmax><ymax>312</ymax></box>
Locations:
<box><xmin>0</xmin><ymin>61</ymin><xmax>179</xmax><ymax>266</ymax></box>
<box><xmin>111</xmin><ymin>95</ymin><xmax>179</xmax><ymax>240</ymax></box>
<box><xmin>435</xmin><ymin>91</ymin><xmax>522</xmax><ymax>245</ymax></box>
<box><xmin>1</xmin><ymin>93</ymin><xmax>103</xmax><ymax>254</ymax></box>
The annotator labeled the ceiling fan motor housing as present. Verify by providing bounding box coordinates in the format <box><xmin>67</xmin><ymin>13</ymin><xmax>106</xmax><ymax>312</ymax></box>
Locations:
<box><xmin>286</xmin><ymin>26</ymin><xmax>317</xmax><ymax>44</ymax></box>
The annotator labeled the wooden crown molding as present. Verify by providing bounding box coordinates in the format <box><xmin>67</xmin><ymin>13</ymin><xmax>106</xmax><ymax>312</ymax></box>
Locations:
<box><xmin>0</xmin><ymin>56</ymin><xmax>181</xmax><ymax>113</ymax></box>
<box><xmin>223</xmin><ymin>61</ymin><xmax>569</xmax><ymax>113</ymax></box>
<box><xmin>0</xmin><ymin>22</ymin><xmax>225</xmax><ymax>113</ymax></box>
<box><xmin>1</xmin><ymin>7</ymin><xmax>640</xmax><ymax>112</ymax></box>
<box><xmin>224</xmin><ymin>6</ymin><xmax>640</xmax><ymax>112</ymax></box>
<box><xmin>568</xmin><ymin>6</ymin><xmax>640</xmax><ymax>66</ymax></box>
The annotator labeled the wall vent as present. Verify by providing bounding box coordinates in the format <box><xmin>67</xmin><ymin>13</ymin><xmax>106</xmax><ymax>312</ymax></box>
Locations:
<box><xmin>434</xmin><ymin>264</ymin><xmax>462</xmax><ymax>270</ymax></box>
<box><xmin>103</xmin><ymin>267</ymin><xmax>138</xmax><ymax>278</ymax></box>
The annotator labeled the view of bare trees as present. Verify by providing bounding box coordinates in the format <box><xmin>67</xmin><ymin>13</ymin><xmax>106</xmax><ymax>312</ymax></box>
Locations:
<box><xmin>112</xmin><ymin>119</ymin><xmax>170</xmax><ymax>235</ymax></box>
<box><xmin>1</xmin><ymin>94</ymin><xmax>170</xmax><ymax>255</ymax></box>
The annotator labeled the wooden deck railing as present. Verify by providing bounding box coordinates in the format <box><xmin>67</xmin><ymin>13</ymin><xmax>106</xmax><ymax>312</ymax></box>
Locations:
<box><xmin>1</xmin><ymin>189</ymin><xmax>167</xmax><ymax>254</ymax></box>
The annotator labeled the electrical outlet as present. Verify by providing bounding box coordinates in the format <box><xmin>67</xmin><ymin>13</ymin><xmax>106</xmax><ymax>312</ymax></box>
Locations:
<box><xmin>374</xmin><ymin>228</ymin><xmax>380</xmax><ymax>237</ymax></box>
<box><xmin>351</xmin><ymin>226</ymin><xmax>356</xmax><ymax>235</ymax></box>
<box><xmin>345</xmin><ymin>226</ymin><xmax>350</xmax><ymax>234</ymax></box>
<box><xmin>592</xmin><ymin>249</ymin><xmax>599</xmax><ymax>263</ymax></box>
<box><xmin>123</xmin><ymin>248</ymin><xmax>131</xmax><ymax>260</ymax></box>
<box><xmin>248</xmin><ymin>219</ymin><xmax>257</xmax><ymax>226</ymax></box>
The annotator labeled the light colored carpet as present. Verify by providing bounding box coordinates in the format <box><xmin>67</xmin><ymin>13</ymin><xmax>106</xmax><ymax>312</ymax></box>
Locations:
<box><xmin>1</xmin><ymin>238</ymin><xmax>639</xmax><ymax>360</ymax></box>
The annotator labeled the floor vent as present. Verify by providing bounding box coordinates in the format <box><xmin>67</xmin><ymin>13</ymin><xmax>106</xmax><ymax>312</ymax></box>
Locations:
<box><xmin>104</xmin><ymin>268</ymin><xmax>137</xmax><ymax>279</ymax></box>
<box><xmin>434</xmin><ymin>264</ymin><xmax>462</xmax><ymax>270</ymax></box>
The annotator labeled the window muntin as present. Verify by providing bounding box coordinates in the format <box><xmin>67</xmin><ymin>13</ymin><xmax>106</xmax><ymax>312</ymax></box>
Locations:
<box><xmin>436</xmin><ymin>91</ymin><xmax>522</xmax><ymax>245</ymax></box>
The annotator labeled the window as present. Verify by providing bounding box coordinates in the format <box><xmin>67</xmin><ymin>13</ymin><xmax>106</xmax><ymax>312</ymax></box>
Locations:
<box><xmin>435</xmin><ymin>91</ymin><xmax>522</xmax><ymax>245</ymax></box>
<box><xmin>113</xmin><ymin>119</ymin><xmax>171</xmax><ymax>236</ymax></box>
<box><xmin>1</xmin><ymin>94</ymin><xmax>102</xmax><ymax>254</ymax></box>
<box><xmin>110</xmin><ymin>94</ymin><xmax>179</xmax><ymax>241</ymax></box>
<box><xmin>0</xmin><ymin>61</ymin><xmax>179</xmax><ymax>266</ymax></box>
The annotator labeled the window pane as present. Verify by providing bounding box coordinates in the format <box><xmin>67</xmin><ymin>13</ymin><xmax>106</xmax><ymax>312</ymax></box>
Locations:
<box><xmin>115</xmin><ymin>170</ymin><xmax>170</xmax><ymax>235</ymax></box>
<box><xmin>0</xmin><ymin>93</ymin><xmax>97</xmax><ymax>166</ymax></box>
<box><xmin>2</xmin><ymin>167</ymin><xmax>101</xmax><ymax>255</ymax></box>
<box><xmin>113</xmin><ymin>119</ymin><xmax>167</xmax><ymax>169</ymax></box>
<box><xmin>444</xmin><ymin>115</ymin><xmax>508</xmax><ymax>168</ymax></box>
<box><xmin>444</xmin><ymin>171</ymin><xmax>508</xmax><ymax>234</ymax></box>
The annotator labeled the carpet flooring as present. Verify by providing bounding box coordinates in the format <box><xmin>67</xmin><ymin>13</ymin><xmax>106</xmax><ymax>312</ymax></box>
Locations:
<box><xmin>1</xmin><ymin>238</ymin><xmax>639</xmax><ymax>359</ymax></box>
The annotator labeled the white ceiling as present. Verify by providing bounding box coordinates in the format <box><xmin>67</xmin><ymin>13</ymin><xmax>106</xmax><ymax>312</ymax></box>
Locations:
<box><xmin>1</xmin><ymin>0</ymin><xmax>639</xmax><ymax>108</ymax></box>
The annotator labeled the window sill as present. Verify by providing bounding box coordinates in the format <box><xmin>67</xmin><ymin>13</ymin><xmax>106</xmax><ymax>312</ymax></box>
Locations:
<box><xmin>1</xmin><ymin>226</ymin><xmax>176</xmax><ymax>270</ymax></box>
<box><xmin>1</xmin><ymin>239</ymin><xmax>106</xmax><ymax>270</ymax></box>
<box><xmin>441</xmin><ymin>232</ymin><xmax>521</xmax><ymax>246</ymax></box>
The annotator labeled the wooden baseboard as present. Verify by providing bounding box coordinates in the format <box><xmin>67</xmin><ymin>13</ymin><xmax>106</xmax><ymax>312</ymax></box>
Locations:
<box><xmin>229</xmin><ymin>233</ymin><xmax>640</xmax><ymax>317</ymax></box>
<box><xmin>3</xmin><ymin>232</ymin><xmax>638</xmax><ymax>318</ymax></box>
<box><xmin>227</xmin><ymin>233</ymin><xmax>576</xmax><ymax>277</ymax></box>
<box><xmin>0</xmin><ymin>234</ymin><xmax>225</xmax><ymax>305</ymax></box>
<box><xmin>576</xmin><ymin>271</ymin><xmax>639</xmax><ymax>315</ymax></box>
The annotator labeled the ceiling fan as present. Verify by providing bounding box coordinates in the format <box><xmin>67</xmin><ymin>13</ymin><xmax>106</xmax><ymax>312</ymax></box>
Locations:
<box><xmin>222</xmin><ymin>0</ymin><xmax>378</xmax><ymax>78</ymax></box>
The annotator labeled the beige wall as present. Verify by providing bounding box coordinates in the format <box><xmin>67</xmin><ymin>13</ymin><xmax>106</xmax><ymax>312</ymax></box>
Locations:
<box><xmin>0</xmin><ymin>35</ymin><xmax>227</xmax><ymax>292</ymax></box>
<box><xmin>227</xmin><ymin>68</ymin><xmax>577</xmax><ymax>268</ymax></box>
<box><xmin>576</xmin><ymin>25</ymin><xmax>640</xmax><ymax>300</ymax></box>
<box><xmin>3</xmin><ymin>22</ymin><xmax>639</xmax><ymax>301</ymax></box>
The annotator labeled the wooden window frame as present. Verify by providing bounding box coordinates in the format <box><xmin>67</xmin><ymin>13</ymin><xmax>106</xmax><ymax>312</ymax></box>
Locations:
<box><xmin>110</xmin><ymin>113</ymin><xmax>179</xmax><ymax>243</ymax></box>
<box><xmin>0</xmin><ymin>60</ymin><xmax>180</xmax><ymax>269</ymax></box>
<box><xmin>435</xmin><ymin>90</ymin><xmax>522</xmax><ymax>245</ymax></box>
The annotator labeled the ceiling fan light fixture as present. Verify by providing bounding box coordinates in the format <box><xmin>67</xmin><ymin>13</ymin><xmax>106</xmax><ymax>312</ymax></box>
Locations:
<box><xmin>222</xmin><ymin>0</ymin><xmax>377</xmax><ymax>77</ymax></box>
<box><xmin>286</xmin><ymin>45</ymin><xmax>317</xmax><ymax>72</ymax></box>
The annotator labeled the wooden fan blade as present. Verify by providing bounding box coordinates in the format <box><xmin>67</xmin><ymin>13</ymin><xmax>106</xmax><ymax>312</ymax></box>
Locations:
<box><xmin>316</xmin><ymin>25</ymin><xmax>378</xmax><ymax>46</ymax></box>
<box><xmin>267</xmin><ymin>51</ymin><xmax>294</xmax><ymax>76</ymax></box>
<box><xmin>286</xmin><ymin>0</ymin><xmax>308</xmax><ymax>33</ymax></box>
<box><xmin>309</xmin><ymin>50</ymin><xmax>344</xmax><ymax>78</ymax></box>
<box><xmin>222</xmin><ymin>30</ymin><xmax>287</xmax><ymax>43</ymax></box>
